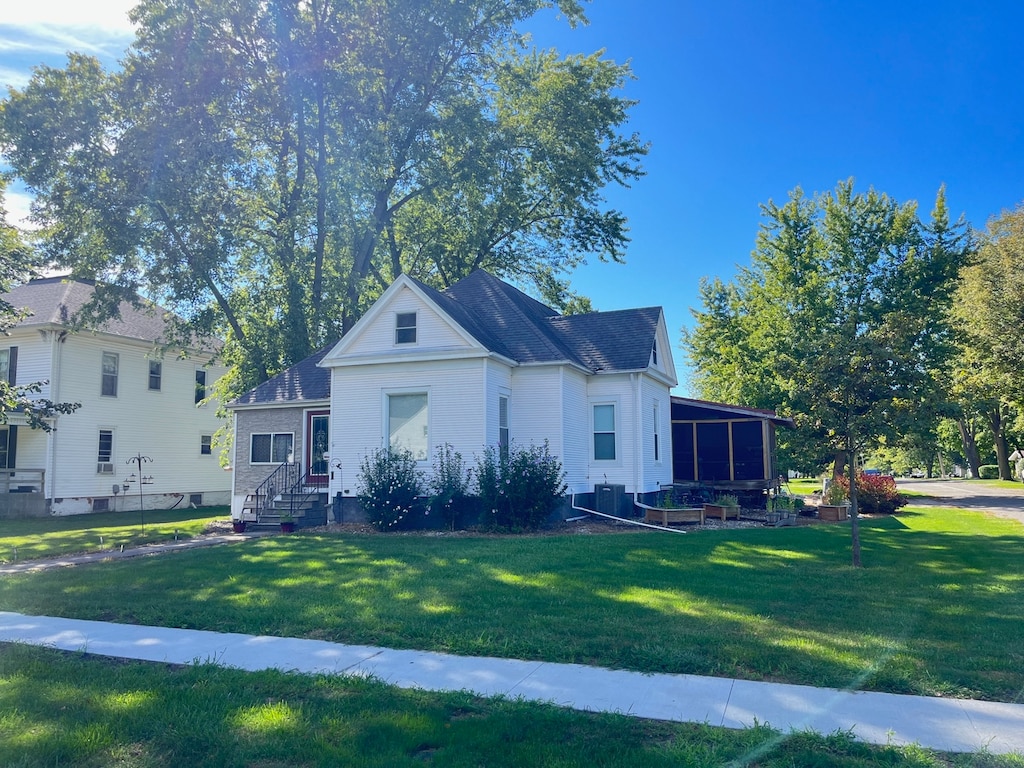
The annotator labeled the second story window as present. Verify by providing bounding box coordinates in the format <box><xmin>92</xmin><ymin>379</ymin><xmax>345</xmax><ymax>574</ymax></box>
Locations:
<box><xmin>195</xmin><ymin>369</ymin><xmax>207</xmax><ymax>404</ymax></box>
<box><xmin>395</xmin><ymin>312</ymin><xmax>417</xmax><ymax>344</ymax></box>
<box><xmin>149</xmin><ymin>360</ymin><xmax>162</xmax><ymax>391</ymax></box>
<box><xmin>0</xmin><ymin>347</ymin><xmax>17</xmax><ymax>385</ymax></box>
<box><xmin>101</xmin><ymin>352</ymin><xmax>119</xmax><ymax>397</ymax></box>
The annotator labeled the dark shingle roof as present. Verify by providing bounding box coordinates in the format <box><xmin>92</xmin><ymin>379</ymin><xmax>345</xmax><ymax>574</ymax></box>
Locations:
<box><xmin>439</xmin><ymin>271</ymin><xmax>661</xmax><ymax>372</ymax></box>
<box><xmin>4</xmin><ymin>277</ymin><xmax>166</xmax><ymax>340</ymax></box>
<box><xmin>2</xmin><ymin>276</ymin><xmax>216</xmax><ymax>348</ymax></box>
<box><xmin>231</xmin><ymin>344</ymin><xmax>333</xmax><ymax>406</ymax></box>
<box><xmin>233</xmin><ymin>270</ymin><xmax>664</xmax><ymax>406</ymax></box>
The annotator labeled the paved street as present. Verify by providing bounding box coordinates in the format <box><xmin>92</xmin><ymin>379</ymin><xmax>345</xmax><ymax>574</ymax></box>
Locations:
<box><xmin>897</xmin><ymin>478</ymin><xmax>1024</xmax><ymax>524</ymax></box>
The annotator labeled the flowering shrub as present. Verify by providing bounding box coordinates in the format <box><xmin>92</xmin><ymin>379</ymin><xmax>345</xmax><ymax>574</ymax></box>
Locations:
<box><xmin>833</xmin><ymin>473</ymin><xmax>907</xmax><ymax>515</ymax></box>
<box><xmin>357</xmin><ymin>447</ymin><xmax>424</xmax><ymax>531</ymax></box>
<box><xmin>429</xmin><ymin>443</ymin><xmax>472</xmax><ymax>530</ymax></box>
<box><xmin>475</xmin><ymin>441</ymin><xmax>567</xmax><ymax>531</ymax></box>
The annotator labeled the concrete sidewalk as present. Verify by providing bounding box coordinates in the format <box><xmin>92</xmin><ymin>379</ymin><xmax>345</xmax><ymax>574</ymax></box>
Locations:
<box><xmin>2</xmin><ymin>611</ymin><xmax>1022</xmax><ymax>755</ymax></box>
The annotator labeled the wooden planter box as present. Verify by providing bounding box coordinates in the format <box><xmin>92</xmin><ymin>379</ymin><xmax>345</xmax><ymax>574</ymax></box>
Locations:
<box><xmin>704</xmin><ymin>503</ymin><xmax>741</xmax><ymax>521</ymax></box>
<box><xmin>644</xmin><ymin>506</ymin><xmax>705</xmax><ymax>526</ymax></box>
<box><xmin>817</xmin><ymin>504</ymin><xmax>850</xmax><ymax>522</ymax></box>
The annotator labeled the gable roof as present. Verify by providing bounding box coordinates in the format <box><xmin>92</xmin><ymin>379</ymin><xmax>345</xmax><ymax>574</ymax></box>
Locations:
<box><xmin>230</xmin><ymin>344</ymin><xmax>333</xmax><ymax>407</ymax></box>
<box><xmin>413</xmin><ymin>270</ymin><xmax>667</xmax><ymax>374</ymax></box>
<box><xmin>237</xmin><ymin>270</ymin><xmax>674</xmax><ymax>406</ymax></box>
<box><xmin>2</xmin><ymin>276</ymin><xmax>217</xmax><ymax>349</ymax></box>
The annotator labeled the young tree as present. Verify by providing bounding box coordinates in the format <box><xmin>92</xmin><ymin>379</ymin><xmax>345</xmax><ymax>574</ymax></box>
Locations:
<box><xmin>685</xmin><ymin>180</ymin><xmax>968</xmax><ymax>566</ymax></box>
<box><xmin>0</xmin><ymin>0</ymin><xmax>644</xmax><ymax>393</ymax></box>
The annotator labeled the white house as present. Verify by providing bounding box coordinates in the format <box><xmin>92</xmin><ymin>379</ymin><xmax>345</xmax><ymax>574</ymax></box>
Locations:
<box><xmin>1</xmin><ymin>277</ymin><xmax>230</xmax><ymax>516</ymax></box>
<box><xmin>228</xmin><ymin>270</ymin><xmax>677</xmax><ymax>522</ymax></box>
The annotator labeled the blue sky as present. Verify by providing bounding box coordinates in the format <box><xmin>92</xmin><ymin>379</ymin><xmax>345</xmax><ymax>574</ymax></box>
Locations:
<box><xmin>3</xmin><ymin>2</ymin><xmax>1024</xmax><ymax>392</ymax></box>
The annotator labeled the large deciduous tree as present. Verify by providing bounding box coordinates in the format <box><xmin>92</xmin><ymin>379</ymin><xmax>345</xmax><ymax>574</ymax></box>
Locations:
<box><xmin>0</xmin><ymin>182</ymin><xmax>80</xmax><ymax>428</ymax></box>
<box><xmin>0</xmin><ymin>0</ymin><xmax>645</xmax><ymax>393</ymax></box>
<box><xmin>684</xmin><ymin>180</ymin><xmax>968</xmax><ymax>566</ymax></box>
<box><xmin>952</xmin><ymin>204</ymin><xmax>1024</xmax><ymax>479</ymax></box>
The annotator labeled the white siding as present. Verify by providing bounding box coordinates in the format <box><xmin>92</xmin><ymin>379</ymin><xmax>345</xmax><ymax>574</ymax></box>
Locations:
<box><xmin>45</xmin><ymin>334</ymin><xmax>229</xmax><ymax>512</ymax></box>
<box><xmin>329</xmin><ymin>358</ymin><xmax>489</xmax><ymax>498</ymax></box>
<box><xmin>641</xmin><ymin>376</ymin><xmax>673</xmax><ymax>493</ymax></box>
<box><xmin>509</xmin><ymin>366</ymin><xmax>565</xmax><ymax>455</ymax></box>
<box><xmin>4</xmin><ymin>330</ymin><xmax>55</xmax><ymax>396</ymax></box>
<box><xmin>561</xmin><ymin>369</ymin><xmax>590</xmax><ymax>493</ymax></box>
<box><xmin>584</xmin><ymin>373</ymin><xmax>638</xmax><ymax>492</ymax></box>
<box><xmin>483</xmin><ymin>359</ymin><xmax>512</xmax><ymax>450</ymax></box>
<box><xmin>342</xmin><ymin>285</ymin><xmax>475</xmax><ymax>357</ymax></box>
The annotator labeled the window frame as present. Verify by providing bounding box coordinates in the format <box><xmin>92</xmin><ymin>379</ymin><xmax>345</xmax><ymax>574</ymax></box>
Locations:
<box><xmin>395</xmin><ymin>312</ymin><xmax>417</xmax><ymax>345</ymax></box>
<box><xmin>653</xmin><ymin>402</ymin><xmax>661</xmax><ymax>463</ymax></box>
<box><xmin>101</xmin><ymin>352</ymin><xmax>119</xmax><ymax>397</ymax></box>
<box><xmin>249</xmin><ymin>432</ymin><xmax>294</xmax><ymax>465</ymax></box>
<box><xmin>498</xmin><ymin>394</ymin><xmax>510</xmax><ymax>462</ymax></box>
<box><xmin>385</xmin><ymin>389</ymin><xmax>429</xmax><ymax>461</ymax></box>
<box><xmin>97</xmin><ymin>428</ymin><xmax>114</xmax><ymax>474</ymax></box>
<box><xmin>0</xmin><ymin>346</ymin><xmax>16</xmax><ymax>385</ymax></box>
<box><xmin>194</xmin><ymin>369</ymin><xmax>207</xmax><ymax>404</ymax></box>
<box><xmin>149</xmin><ymin>360</ymin><xmax>162</xmax><ymax>391</ymax></box>
<box><xmin>200</xmin><ymin>435</ymin><xmax>213</xmax><ymax>456</ymax></box>
<box><xmin>591</xmin><ymin>400</ymin><xmax>619</xmax><ymax>463</ymax></box>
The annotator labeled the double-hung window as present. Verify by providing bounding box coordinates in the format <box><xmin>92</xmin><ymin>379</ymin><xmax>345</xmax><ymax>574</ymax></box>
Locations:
<box><xmin>149</xmin><ymin>360</ymin><xmax>162</xmax><ymax>391</ymax></box>
<box><xmin>195</xmin><ymin>369</ymin><xmax>207</xmax><ymax>404</ymax></box>
<box><xmin>0</xmin><ymin>347</ymin><xmax>17</xmax><ymax>385</ymax></box>
<box><xmin>200</xmin><ymin>435</ymin><xmax>213</xmax><ymax>455</ymax></box>
<box><xmin>395</xmin><ymin>312</ymin><xmax>417</xmax><ymax>344</ymax></box>
<box><xmin>250</xmin><ymin>433</ymin><xmax>293</xmax><ymax>464</ymax></box>
<box><xmin>498</xmin><ymin>395</ymin><xmax>510</xmax><ymax>462</ymax></box>
<box><xmin>97</xmin><ymin>429</ymin><xmax>114</xmax><ymax>474</ymax></box>
<box><xmin>101</xmin><ymin>352</ymin><xmax>118</xmax><ymax>397</ymax></box>
<box><xmin>593</xmin><ymin>403</ymin><xmax>616</xmax><ymax>461</ymax></box>
<box><xmin>388</xmin><ymin>392</ymin><xmax>428</xmax><ymax>460</ymax></box>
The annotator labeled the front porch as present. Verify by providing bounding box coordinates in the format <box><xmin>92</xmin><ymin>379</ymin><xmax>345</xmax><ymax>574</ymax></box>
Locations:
<box><xmin>0</xmin><ymin>468</ymin><xmax>47</xmax><ymax>518</ymax></box>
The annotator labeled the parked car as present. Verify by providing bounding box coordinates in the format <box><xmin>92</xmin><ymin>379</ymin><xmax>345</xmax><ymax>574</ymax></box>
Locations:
<box><xmin>910</xmin><ymin>469</ymin><xmax>925</xmax><ymax>478</ymax></box>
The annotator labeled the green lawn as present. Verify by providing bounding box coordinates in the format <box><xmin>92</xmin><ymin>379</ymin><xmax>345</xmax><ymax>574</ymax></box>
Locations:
<box><xmin>0</xmin><ymin>506</ymin><xmax>230</xmax><ymax>563</ymax></box>
<box><xmin>2</xmin><ymin>504</ymin><xmax>1022</xmax><ymax>703</ymax></box>
<box><xmin>4</xmin><ymin>644</ymin><xmax>1011</xmax><ymax>768</ymax></box>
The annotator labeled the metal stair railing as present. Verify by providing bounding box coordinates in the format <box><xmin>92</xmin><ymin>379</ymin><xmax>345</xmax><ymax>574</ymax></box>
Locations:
<box><xmin>282</xmin><ymin>470</ymin><xmax>330</xmax><ymax>522</ymax></box>
<box><xmin>252</xmin><ymin>461</ymin><xmax>301</xmax><ymax>523</ymax></box>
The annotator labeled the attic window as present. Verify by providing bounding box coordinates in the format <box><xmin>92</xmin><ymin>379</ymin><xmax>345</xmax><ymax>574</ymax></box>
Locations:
<box><xmin>651</xmin><ymin>338</ymin><xmax>658</xmax><ymax>366</ymax></box>
<box><xmin>395</xmin><ymin>312</ymin><xmax>417</xmax><ymax>344</ymax></box>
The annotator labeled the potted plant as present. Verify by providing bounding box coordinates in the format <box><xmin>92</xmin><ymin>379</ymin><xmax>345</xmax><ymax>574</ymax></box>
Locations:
<box><xmin>704</xmin><ymin>493</ymin><xmax>740</xmax><ymax>521</ymax></box>
<box><xmin>818</xmin><ymin>481</ymin><xmax>850</xmax><ymax>521</ymax></box>
<box><xmin>279</xmin><ymin>511</ymin><xmax>296</xmax><ymax>533</ymax></box>
<box><xmin>231</xmin><ymin>518</ymin><xmax>247</xmax><ymax>533</ymax></box>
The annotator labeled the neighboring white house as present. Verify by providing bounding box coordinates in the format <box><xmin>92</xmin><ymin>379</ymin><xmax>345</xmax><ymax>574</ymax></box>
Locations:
<box><xmin>228</xmin><ymin>270</ymin><xmax>677</xmax><ymax>520</ymax></box>
<box><xmin>1</xmin><ymin>277</ymin><xmax>230</xmax><ymax>516</ymax></box>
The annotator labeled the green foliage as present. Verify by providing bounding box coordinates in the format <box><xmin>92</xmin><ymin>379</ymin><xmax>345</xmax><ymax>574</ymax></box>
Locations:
<box><xmin>475</xmin><ymin>441</ymin><xmax>567</xmax><ymax>530</ymax></box>
<box><xmin>822</xmin><ymin>481</ymin><xmax>849</xmax><ymax>505</ymax></box>
<box><xmin>428</xmin><ymin>443</ymin><xmax>473</xmax><ymax>531</ymax></box>
<box><xmin>979</xmin><ymin>465</ymin><xmax>1001</xmax><ymax>480</ymax></box>
<box><xmin>0</xmin><ymin>182</ymin><xmax>81</xmax><ymax>429</ymax></box>
<box><xmin>0</xmin><ymin>0</ymin><xmax>644</xmax><ymax>396</ymax></box>
<box><xmin>357</xmin><ymin>448</ymin><xmax>425</xmax><ymax>532</ymax></box>
<box><xmin>711</xmin><ymin>493</ymin><xmax>739</xmax><ymax>508</ymax></box>
<box><xmin>834</xmin><ymin>473</ymin><xmax>907</xmax><ymax>514</ymax></box>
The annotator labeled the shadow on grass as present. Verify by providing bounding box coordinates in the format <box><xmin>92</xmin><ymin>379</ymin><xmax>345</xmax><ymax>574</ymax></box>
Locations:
<box><xmin>1</xmin><ymin>514</ymin><xmax>1021</xmax><ymax>702</ymax></box>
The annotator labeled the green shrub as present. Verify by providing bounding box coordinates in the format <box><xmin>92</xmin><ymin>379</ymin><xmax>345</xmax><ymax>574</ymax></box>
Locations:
<box><xmin>357</xmin><ymin>447</ymin><xmax>424</xmax><ymax>531</ymax></box>
<box><xmin>834</xmin><ymin>473</ymin><xmax>907</xmax><ymax>515</ymax></box>
<box><xmin>429</xmin><ymin>443</ymin><xmax>473</xmax><ymax>530</ymax></box>
<box><xmin>475</xmin><ymin>441</ymin><xmax>567</xmax><ymax>531</ymax></box>
<box><xmin>978</xmin><ymin>464</ymin><xmax>1000</xmax><ymax>480</ymax></box>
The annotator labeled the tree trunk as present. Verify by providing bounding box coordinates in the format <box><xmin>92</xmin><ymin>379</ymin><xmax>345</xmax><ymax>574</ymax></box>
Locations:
<box><xmin>846</xmin><ymin>435</ymin><xmax>861</xmax><ymax>568</ymax></box>
<box><xmin>987</xmin><ymin>405</ymin><xmax>1013</xmax><ymax>480</ymax></box>
<box><xmin>957</xmin><ymin>417</ymin><xmax>982</xmax><ymax>478</ymax></box>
